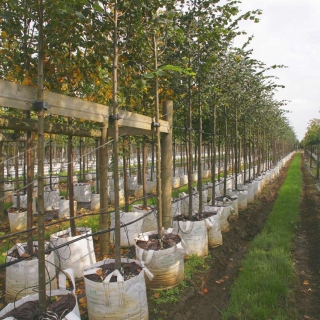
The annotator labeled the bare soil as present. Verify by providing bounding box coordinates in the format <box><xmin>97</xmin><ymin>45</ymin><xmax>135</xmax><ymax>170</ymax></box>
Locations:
<box><xmin>292</xmin><ymin>158</ymin><xmax>320</xmax><ymax>319</ymax></box>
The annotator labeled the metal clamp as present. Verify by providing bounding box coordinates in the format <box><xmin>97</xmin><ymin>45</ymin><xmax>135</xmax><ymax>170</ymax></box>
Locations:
<box><xmin>33</xmin><ymin>100</ymin><xmax>49</xmax><ymax>111</ymax></box>
<box><xmin>109</xmin><ymin>114</ymin><xmax>122</xmax><ymax>121</ymax></box>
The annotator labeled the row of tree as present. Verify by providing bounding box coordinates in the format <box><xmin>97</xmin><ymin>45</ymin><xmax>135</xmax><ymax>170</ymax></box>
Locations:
<box><xmin>0</xmin><ymin>0</ymin><xmax>296</xmax><ymax>145</ymax></box>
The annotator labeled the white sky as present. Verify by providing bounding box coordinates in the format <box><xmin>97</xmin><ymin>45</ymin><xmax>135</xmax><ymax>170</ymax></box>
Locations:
<box><xmin>232</xmin><ymin>0</ymin><xmax>320</xmax><ymax>141</ymax></box>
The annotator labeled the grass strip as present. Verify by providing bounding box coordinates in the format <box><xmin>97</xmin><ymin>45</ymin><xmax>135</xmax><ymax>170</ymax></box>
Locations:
<box><xmin>222</xmin><ymin>153</ymin><xmax>302</xmax><ymax>320</ymax></box>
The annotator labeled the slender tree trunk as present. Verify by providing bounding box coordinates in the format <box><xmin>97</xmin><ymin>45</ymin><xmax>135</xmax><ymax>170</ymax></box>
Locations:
<box><xmin>112</xmin><ymin>0</ymin><xmax>121</xmax><ymax>269</ymax></box>
<box><xmin>36</xmin><ymin>0</ymin><xmax>46</xmax><ymax>310</ymax></box>
<box><xmin>223</xmin><ymin>106</ymin><xmax>228</xmax><ymax>196</ymax></box>
<box><xmin>142</xmin><ymin>136</ymin><xmax>147</xmax><ymax>209</ymax></box>
<box><xmin>0</xmin><ymin>141</ymin><xmax>4</xmax><ymax>220</ymax></box>
<box><xmin>123</xmin><ymin>137</ymin><xmax>129</xmax><ymax>212</ymax></box>
<box><xmin>99</xmin><ymin>123</ymin><xmax>110</xmax><ymax>256</ymax></box>
<box><xmin>26</xmin><ymin>111</ymin><xmax>34</xmax><ymax>253</ymax></box>
<box><xmin>67</xmin><ymin>126</ymin><xmax>76</xmax><ymax>237</ymax></box>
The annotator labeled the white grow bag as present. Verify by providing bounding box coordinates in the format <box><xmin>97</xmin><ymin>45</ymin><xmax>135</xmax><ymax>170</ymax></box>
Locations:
<box><xmin>74</xmin><ymin>183</ymin><xmax>91</xmax><ymax>202</ymax></box>
<box><xmin>8</xmin><ymin>207</ymin><xmax>27</xmax><ymax>233</ymax></box>
<box><xmin>180</xmin><ymin>174</ymin><xmax>188</xmax><ymax>185</ymax></box>
<box><xmin>204</xmin><ymin>204</ymin><xmax>232</xmax><ymax>234</ymax></box>
<box><xmin>132</xmin><ymin>205</ymin><xmax>157</xmax><ymax>233</ymax></box>
<box><xmin>204</xmin><ymin>206</ymin><xmax>223</xmax><ymax>247</ymax></box>
<box><xmin>58</xmin><ymin>197</ymin><xmax>77</xmax><ymax>218</ymax></box>
<box><xmin>135</xmin><ymin>230</ymin><xmax>185</xmax><ymax>290</ymax></box>
<box><xmin>227</xmin><ymin>190</ymin><xmax>248</xmax><ymax>211</ymax></box>
<box><xmin>5</xmin><ymin>242</ymin><xmax>57</xmax><ymax>303</ymax></box>
<box><xmin>90</xmin><ymin>193</ymin><xmax>100</xmax><ymax>212</ymax></box>
<box><xmin>0</xmin><ymin>268</ymin><xmax>80</xmax><ymax>320</ymax></box>
<box><xmin>173</xmin><ymin>219</ymin><xmax>208</xmax><ymax>257</ymax></box>
<box><xmin>172</xmin><ymin>176</ymin><xmax>180</xmax><ymax>188</ymax></box>
<box><xmin>44</xmin><ymin>188</ymin><xmax>60</xmax><ymax>211</ymax></box>
<box><xmin>84</xmin><ymin>258</ymin><xmax>151</xmax><ymax>320</ymax></box>
<box><xmin>128</xmin><ymin>176</ymin><xmax>137</xmax><ymax>191</ymax></box>
<box><xmin>146</xmin><ymin>181</ymin><xmax>156</xmax><ymax>194</ymax></box>
<box><xmin>110</xmin><ymin>211</ymin><xmax>144</xmax><ymax>247</ymax></box>
<box><xmin>12</xmin><ymin>194</ymin><xmax>36</xmax><ymax>214</ymax></box>
<box><xmin>109</xmin><ymin>189</ymin><xmax>125</xmax><ymax>206</ymax></box>
<box><xmin>50</xmin><ymin>227</ymin><xmax>96</xmax><ymax>279</ymax></box>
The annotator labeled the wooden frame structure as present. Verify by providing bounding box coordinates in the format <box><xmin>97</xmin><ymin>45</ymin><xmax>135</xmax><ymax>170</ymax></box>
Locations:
<box><xmin>0</xmin><ymin>79</ymin><xmax>170</xmax><ymax>137</ymax></box>
<box><xmin>0</xmin><ymin>78</ymin><xmax>173</xmax><ymax>228</ymax></box>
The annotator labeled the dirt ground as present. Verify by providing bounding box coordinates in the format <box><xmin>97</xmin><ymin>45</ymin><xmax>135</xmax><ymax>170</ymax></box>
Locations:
<box><xmin>147</xmin><ymin>154</ymin><xmax>320</xmax><ymax>320</ymax></box>
<box><xmin>293</xmin><ymin>157</ymin><xmax>320</xmax><ymax>320</ymax></box>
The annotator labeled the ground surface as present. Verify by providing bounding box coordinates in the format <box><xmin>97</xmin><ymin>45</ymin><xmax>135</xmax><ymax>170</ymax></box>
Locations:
<box><xmin>0</xmin><ymin>154</ymin><xmax>320</xmax><ymax>319</ymax></box>
<box><xmin>293</xmin><ymin>158</ymin><xmax>320</xmax><ymax>320</ymax></box>
<box><xmin>147</xmin><ymin>154</ymin><xmax>320</xmax><ymax>320</ymax></box>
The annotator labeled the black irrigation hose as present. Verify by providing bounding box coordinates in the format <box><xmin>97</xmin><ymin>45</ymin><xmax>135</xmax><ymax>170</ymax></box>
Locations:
<box><xmin>0</xmin><ymin>194</ymin><xmax>158</xmax><ymax>242</ymax></box>
<box><xmin>0</xmin><ymin>208</ymin><xmax>155</xmax><ymax>270</ymax></box>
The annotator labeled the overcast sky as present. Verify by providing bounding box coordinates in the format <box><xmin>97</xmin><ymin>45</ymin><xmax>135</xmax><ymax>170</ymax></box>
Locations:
<box><xmin>232</xmin><ymin>0</ymin><xmax>320</xmax><ymax>141</ymax></box>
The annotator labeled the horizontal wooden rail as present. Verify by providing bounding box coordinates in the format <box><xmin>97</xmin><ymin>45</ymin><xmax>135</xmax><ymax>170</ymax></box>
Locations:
<box><xmin>0</xmin><ymin>79</ymin><xmax>170</xmax><ymax>135</ymax></box>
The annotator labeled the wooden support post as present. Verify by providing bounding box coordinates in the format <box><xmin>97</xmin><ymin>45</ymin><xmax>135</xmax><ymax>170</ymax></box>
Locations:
<box><xmin>161</xmin><ymin>101</ymin><xmax>173</xmax><ymax>229</ymax></box>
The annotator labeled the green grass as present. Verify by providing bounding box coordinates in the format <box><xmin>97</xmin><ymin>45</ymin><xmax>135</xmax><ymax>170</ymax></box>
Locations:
<box><xmin>222</xmin><ymin>153</ymin><xmax>302</xmax><ymax>320</ymax></box>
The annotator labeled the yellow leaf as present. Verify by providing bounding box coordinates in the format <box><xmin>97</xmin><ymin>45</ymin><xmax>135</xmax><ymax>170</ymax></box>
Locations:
<box><xmin>22</xmin><ymin>77</ymin><xmax>31</xmax><ymax>86</ymax></box>
<box><xmin>2</xmin><ymin>30</ymin><xmax>7</xmax><ymax>38</ymax></box>
<box><xmin>96</xmin><ymin>269</ymin><xmax>103</xmax><ymax>276</ymax></box>
<box><xmin>303</xmin><ymin>280</ymin><xmax>309</xmax><ymax>285</ymax></box>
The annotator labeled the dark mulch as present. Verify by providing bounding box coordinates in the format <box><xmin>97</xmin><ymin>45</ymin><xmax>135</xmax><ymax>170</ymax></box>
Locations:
<box><xmin>85</xmin><ymin>261</ymin><xmax>142</xmax><ymax>282</ymax></box>
<box><xmin>173</xmin><ymin>211</ymin><xmax>218</xmax><ymax>221</ymax></box>
<box><xmin>136</xmin><ymin>233</ymin><xmax>182</xmax><ymax>251</ymax></box>
<box><xmin>0</xmin><ymin>293</ymin><xmax>76</xmax><ymax>320</ymax></box>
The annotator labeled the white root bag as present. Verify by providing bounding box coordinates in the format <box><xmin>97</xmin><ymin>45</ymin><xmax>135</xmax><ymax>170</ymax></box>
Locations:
<box><xmin>8</xmin><ymin>208</ymin><xmax>27</xmax><ymax>233</ymax></box>
<box><xmin>74</xmin><ymin>183</ymin><xmax>91</xmax><ymax>202</ymax></box>
<box><xmin>172</xmin><ymin>220</ymin><xmax>208</xmax><ymax>257</ymax></box>
<box><xmin>132</xmin><ymin>205</ymin><xmax>157</xmax><ymax>233</ymax></box>
<box><xmin>217</xmin><ymin>205</ymin><xmax>232</xmax><ymax>233</ymax></box>
<box><xmin>0</xmin><ymin>268</ymin><xmax>80</xmax><ymax>320</ymax></box>
<box><xmin>5</xmin><ymin>242</ymin><xmax>57</xmax><ymax>303</ymax></box>
<box><xmin>84</xmin><ymin>259</ymin><xmax>152</xmax><ymax>320</ymax></box>
<box><xmin>180</xmin><ymin>174</ymin><xmax>188</xmax><ymax>185</ymax></box>
<box><xmin>135</xmin><ymin>230</ymin><xmax>185</xmax><ymax>290</ymax></box>
<box><xmin>44</xmin><ymin>189</ymin><xmax>60</xmax><ymax>211</ymax></box>
<box><xmin>205</xmin><ymin>208</ymin><xmax>223</xmax><ymax>247</ymax></box>
<box><xmin>90</xmin><ymin>193</ymin><xmax>100</xmax><ymax>212</ymax></box>
<box><xmin>110</xmin><ymin>211</ymin><xmax>144</xmax><ymax>247</ymax></box>
<box><xmin>50</xmin><ymin>227</ymin><xmax>96</xmax><ymax>279</ymax></box>
<box><xmin>12</xmin><ymin>194</ymin><xmax>36</xmax><ymax>214</ymax></box>
<box><xmin>58</xmin><ymin>197</ymin><xmax>77</xmax><ymax>218</ymax></box>
<box><xmin>233</xmin><ymin>190</ymin><xmax>248</xmax><ymax>210</ymax></box>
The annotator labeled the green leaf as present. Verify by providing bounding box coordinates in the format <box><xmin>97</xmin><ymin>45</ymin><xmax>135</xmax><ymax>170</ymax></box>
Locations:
<box><xmin>75</xmin><ymin>11</ymin><xmax>85</xmax><ymax>19</ymax></box>
<box><xmin>143</xmin><ymin>72</ymin><xmax>154</xmax><ymax>79</ymax></box>
<box><xmin>156</xmin><ymin>69</ymin><xmax>166</xmax><ymax>76</ymax></box>
<box><xmin>93</xmin><ymin>2</ymin><xmax>104</xmax><ymax>13</ymax></box>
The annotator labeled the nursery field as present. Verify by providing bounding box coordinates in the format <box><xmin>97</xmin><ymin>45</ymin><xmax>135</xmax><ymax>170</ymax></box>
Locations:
<box><xmin>0</xmin><ymin>153</ymin><xmax>319</xmax><ymax>319</ymax></box>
